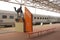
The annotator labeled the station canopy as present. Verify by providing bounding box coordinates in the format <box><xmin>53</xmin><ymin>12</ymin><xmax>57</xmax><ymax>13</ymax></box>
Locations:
<box><xmin>0</xmin><ymin>0</ymin><xmax>60</xmax><ymax>13</ymax></box>
<box><xmin>22</xmin><ymin>0</ymin><xmax>60</xmax><ymax>13</ymax></box>
<box><xmin>0</xmin><ymin>0</ymin><xmax>60</xmax><ymax>17</ymax></box>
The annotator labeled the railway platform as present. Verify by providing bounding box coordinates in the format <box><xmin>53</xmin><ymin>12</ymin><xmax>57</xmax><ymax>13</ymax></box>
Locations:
<box><xmin>0</xmin><ymin>24</ymin><xmax>60</xmax><ymax>40</ymax></box>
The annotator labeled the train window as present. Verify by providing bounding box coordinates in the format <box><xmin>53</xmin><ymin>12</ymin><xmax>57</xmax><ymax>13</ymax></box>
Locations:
<box><xmin>10</xmin><ymin>16</ymin><xmax>14</xmax><ymax>19</ymax></box>
<box><xmin>44</xmin><ymin>18</ymin><xmax>45</xmax><ymax>19</ymax></box>
<box><xmin>40</xmin><ymin>17</ymin><xmax>42</xmax><ymax>19</ymax></box>
<box><xmin>37</xmin><ymin>17</ymin><xmax>39</xmax><ymax>19</ymax></box>
<box><xmin>46</xmin><ymin>17</ymin><xmax>48</xmax><ymax>19</ymax></box>
<box><xmin>47</xmin><ymin>18</ymin><xmax>48</xmax><ymax>19</ymax></box>
<box><xmin>44</xmin><ymin>17</ymin><xmax>46</xmax><ymax>19</ymax></box>
<box><xmin>2</xmin><ymin>15</ymin><xmax>7</xmax><ymax>19</ymax></box>
<box><xmin>43</xmin><ymin>17</ymin><xmax>44</xmax><ymax>19</ymax></box>
<box><xmin>34</xmin><ymin>17</ymin><xmax>36</xmax><ymax>19</ymax></box>
<box><xmin>45</xmin><ymin>18</ymin><xmax>46</xmax><ymax>19</ymax></box>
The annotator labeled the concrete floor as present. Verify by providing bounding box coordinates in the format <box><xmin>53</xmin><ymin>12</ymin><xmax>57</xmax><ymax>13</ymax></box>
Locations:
<box><xmin>0</xmin><ymin>27</ymin><xmax>16</xmax><ymax>33</ymax></box>
<box><xmin>0</xmin><ymin>24</ymin><xmax>60</xmax><ymax>40</ymax></box>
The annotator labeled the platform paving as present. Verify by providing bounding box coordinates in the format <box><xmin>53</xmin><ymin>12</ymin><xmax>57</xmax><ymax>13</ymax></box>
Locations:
<box><xmin>0</xmin><ymin>24</ymin><xmax>60</xmax><ymax>40</ymax></box>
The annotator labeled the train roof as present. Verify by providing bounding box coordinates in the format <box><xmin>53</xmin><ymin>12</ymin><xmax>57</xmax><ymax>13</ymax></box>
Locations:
<box><xmin>0</xmin><ymin>10</ymin><xmax>17</xmax><ymax>14</ymax></box>
<box><xmin>32</xmin><ymin>14</ymin><xmax>51</xmax><ymax>16</ymax></box>
<box><xmin>32</xmin><ymin>14</ymin><xmax>60</xmax><ymax>18</ymax></box>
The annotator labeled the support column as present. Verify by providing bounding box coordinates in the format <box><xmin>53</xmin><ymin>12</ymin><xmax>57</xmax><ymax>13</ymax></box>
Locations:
<box><xmin>50</xmin><ymin>22</ymin><xmax>52</xmax><ymax>25</ymax></box>
<box><xmin>41</xmin><ymin>22</ymin><xmax>43</xmax><ymax>26</ymax></box>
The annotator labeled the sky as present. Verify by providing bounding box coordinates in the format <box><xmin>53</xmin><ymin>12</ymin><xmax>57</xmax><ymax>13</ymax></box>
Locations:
<box><xmin>0</xmin><ymin>1</ymin><xmax>60</xmax><ymax>17</ymax></box>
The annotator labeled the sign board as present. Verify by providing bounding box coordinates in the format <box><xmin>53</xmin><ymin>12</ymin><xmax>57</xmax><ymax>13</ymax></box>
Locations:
<box><xmin>24</xmin><ymin>7</ymin><xmax>33</xmax><ymax>32</ymax></box>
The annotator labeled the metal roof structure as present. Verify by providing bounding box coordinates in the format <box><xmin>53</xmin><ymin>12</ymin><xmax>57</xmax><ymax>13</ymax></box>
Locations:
<box><xmin>0</xmin><ymin>0</ymin><xmax>60</xmax><ymax>13</ymax></box>
<box><xmin>24</xmin><ymin>0</ymin><xmax>60</xmax><ymax>13</ymax></box>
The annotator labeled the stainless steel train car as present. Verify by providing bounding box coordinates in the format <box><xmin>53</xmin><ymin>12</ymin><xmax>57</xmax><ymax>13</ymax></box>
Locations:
<box><xmin>32</xmin><ymin>14</ymin><xmax>60</xmax><ymax>25</ymax></box>
<box><xmin>0</xmin><ymin>10</ymin><xmax>60</xmax><ymax>27</ymax></box>
<box><xmin>0</xmin><ymin>10</ymin><xmax>17</xmax><ymax>27</ymax></box>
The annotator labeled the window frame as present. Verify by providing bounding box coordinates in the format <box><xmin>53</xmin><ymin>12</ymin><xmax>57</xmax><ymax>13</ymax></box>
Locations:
<box><xmin>9</xmin><ymin>16</ymin><xmax>14</xmax><ymax>19</ymax></box>
<box><xmin>2</xmin><ymin>15</ymin><xmax>7</xmax><ymax>19</ymax></box>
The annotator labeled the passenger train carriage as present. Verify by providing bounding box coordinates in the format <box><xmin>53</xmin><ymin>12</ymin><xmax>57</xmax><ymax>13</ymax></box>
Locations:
<box><xmin>32</xmin><ymin>14</ymin><xmax>60</xmax><ymax>25</ymax></box>
<box><xmin>0</xmin><ymin>10</ymin><xmax>60</xmax><ymax>27</ymax></box>
<box><xmin>0</xmin><ymin>10</ymin><xmax>17</xmax><ymax>27</ymax></box>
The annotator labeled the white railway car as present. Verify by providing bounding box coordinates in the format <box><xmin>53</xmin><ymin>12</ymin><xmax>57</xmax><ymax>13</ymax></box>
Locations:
<box><xmin>0</xmin><ymin>10</ymin><xmax>17</xmax><ymax>27</ymax></box>
<box><xmin>0</xmin><ymin>10</ymin><xmax>60</xmax><ymax>27</ymax></box>
<box><xmin>32</xmin><ymin>14</ymin><xmax>60</xmax><ymax>25</ymax></box>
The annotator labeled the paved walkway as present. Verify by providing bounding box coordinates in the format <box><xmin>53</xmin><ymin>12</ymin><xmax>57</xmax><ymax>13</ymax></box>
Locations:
<box><xmin>0</xmin><ymin>27</ymin><xmax>16</xmax><ymax>33</ymax></box>
<box><xmin>0</xmin><ymin>24</ymin><xmax>60</xmax><ymax>40</ymax></box>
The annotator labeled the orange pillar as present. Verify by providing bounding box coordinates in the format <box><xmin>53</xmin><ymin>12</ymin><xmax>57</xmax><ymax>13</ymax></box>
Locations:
<box><xmin>24</xmin><ymin>7</ymin><xmax>33</xmax><ymax>32</ymax></box>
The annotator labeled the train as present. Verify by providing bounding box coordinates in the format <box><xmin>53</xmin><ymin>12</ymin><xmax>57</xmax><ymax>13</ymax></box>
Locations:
<box><xmin>0</xmin><ymin>10</ymin><xmax>17</xmax><ymax>27</ymax></box>
<box><xmin>32</xmin><ymin>14</ymin><xmax>60</xmax><ymax>25</ymax></box>
<box><xmin>0</xmin><ymin>10</ymin><xmax>60</xmax><ymax>27</ymax></box>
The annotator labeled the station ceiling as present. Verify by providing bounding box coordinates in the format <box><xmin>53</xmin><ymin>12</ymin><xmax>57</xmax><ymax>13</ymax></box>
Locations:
<box><xmin>24</xmin><ymin>0</ymin><xmax>60</xmax><ymax>13</ymax></box>
<box><xmin>0</xmin><ymin>0</ymin><xmax>60</xmax><ymax>13</ymax></box>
